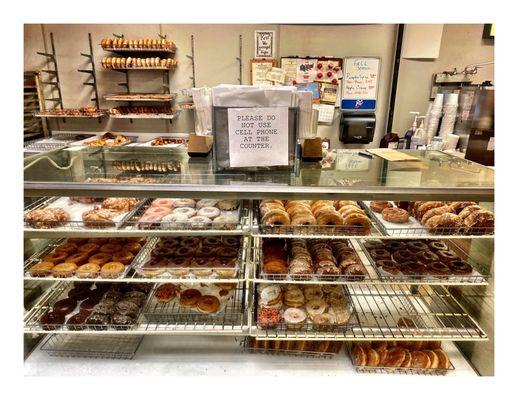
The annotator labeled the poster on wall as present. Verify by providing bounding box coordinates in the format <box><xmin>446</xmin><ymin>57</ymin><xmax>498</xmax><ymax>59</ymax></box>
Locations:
<box><xmin>227</xmin><ymin>107</ymin><xmax>289</xmax><ymax>167</ymax></box>
<box><xmin>254</xmin><ymin>30</ymin><xmax>275</xmax><ymax>58</ymax></box>
<box><xmin>341</xmin><ymin>57</ymin><xmax>381</xmax><ymax>111</ymax></box>
<box><xmin>250</xmin><ymin>59</ymin><xmax>276</xmax><ymax>85</ymax></box>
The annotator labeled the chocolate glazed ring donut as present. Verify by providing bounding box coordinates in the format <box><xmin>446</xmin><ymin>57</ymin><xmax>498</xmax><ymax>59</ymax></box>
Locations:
<box><xmin>427</xmin><ymin>261</ymin><xmax>450</xmax><ymax>275</ymax></box>
<box><xmin>392</xmin><ymin>249</ymin><xmax>415</xmax><ymax>264</ymax></box>
<box><xmin>376</xmin><ymin>260</ymin><xmax>400</xmax><ymax>275</ymax></box>
<box><xmin>428</xmin><ymin>241</ymin><xmax>448</xmax><ymax>252</ymax></box>
<box><xmin>369</xmin><ymin>248</ymin><xmax>391</xmax><ymax>260</ymax></box>
<box><xmin>406</xmin><ymin>241</ymin><xmax>429</xmax><ymax>252</ymax></box>
<box><xmin>449</xmin><ymin>260</ymin><xmax>473</xmax><ymax>275</ymax></box>
<box><xmin>384</xmin><ymin>241</ymin><xmax>406</xmax><ymax>253</ymax></box>
<box><xmin>416</xmin><ymin>250</ymin><xmax>439</xmax><ymax>264</ymax></box>
<box><xmin>437</xmin><ymin>249</ymin><xmax>460</xmax><ymax>263</ymax></box>
<box><xmin>400</xmin><ymin>261</ymin><xmax>426</xmax><ymax>276</ymax></box>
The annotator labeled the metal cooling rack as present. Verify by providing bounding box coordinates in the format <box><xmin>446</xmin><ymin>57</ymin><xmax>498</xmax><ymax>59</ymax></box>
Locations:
<box><xmin>242</xmin><ymin>337</ymin><xmax>340</xmax><ymax>359</ymax></box>
<box><xmin>40</xmin><ymin>334</ymin><xmax>144</xmax><ymax>359</ymax></box>
<box><xmin>34</xmin><ymin>111</ymin><xmax>107</xmax><ymax>118</ymax></box>
<box><xmin>345</xmin><ymin>343</ymin><xmax>455</xmax><ymax>375</ymax></box>
<box><xmin>358</xmin><ymin>239</ymin><xmax>490</xmax><ymax>285</ymax></box>
<box><xmin>104</xmin><ymin>93</ymin><xmax>177</xmax><ymax>102</ymax></box>
<box><xmin>109</xmin><ymin>111</ymin><xmax>180</xmax><ymax>120</ymax></box>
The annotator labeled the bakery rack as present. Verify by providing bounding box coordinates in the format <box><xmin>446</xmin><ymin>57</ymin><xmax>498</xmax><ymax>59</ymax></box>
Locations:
<box><xmin>108</xmin><ymin>110</ymin><xmax>181</xmax><ymax>120</ymax></box>
<box><xmin>41</xmin><ymin>333</ymin><xmax>144</xmax><ymax>360</ymax></box>
<box><xmin>104</xmin><ymin>93</ymin><xmax>177</xmax><ymax>102</ymax></box>
<box><xmin>242</xmin><ymin>336</ymin><xmax>341</xmax><ymax>359</ymax></box>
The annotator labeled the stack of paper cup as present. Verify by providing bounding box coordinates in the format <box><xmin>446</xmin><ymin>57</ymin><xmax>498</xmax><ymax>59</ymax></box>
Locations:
<box><xmin>426</xmin><ymin>93</ymin><xmax>444</xmax><ymax>143</ymax></box>
<box><xmin>439</xmin><ymin>93</ymin><xmax>459</xmax><ymax>139</ymax></box>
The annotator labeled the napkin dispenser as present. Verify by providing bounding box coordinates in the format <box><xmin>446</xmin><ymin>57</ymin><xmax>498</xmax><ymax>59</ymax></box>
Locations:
<box><xmin>339</xmin><ymin>113</ymin><xmax>376</xmax><ymax>144</ymax></box>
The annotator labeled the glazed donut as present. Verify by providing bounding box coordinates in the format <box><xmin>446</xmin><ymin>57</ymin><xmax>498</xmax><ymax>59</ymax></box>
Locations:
<box><xmin>424</xmin><ymin>350</ymin><xmax>439</xmax><ymax>368</ymax></box>
<box><xmin>312</xmin><ymin>313</ymin><xmax>336</xmax><ymax>330</ymax></box>
<box><xmin>75</xmin><ymin>263</ymin><xmax>101</xmax><ymax>278</ymax></box>
<box><xmin>415</xmin><ymin>201</ymin><xmax>446</xmax><ymax>220</ymax></box>
<box><xmin>381</xmin><ymin>207</ymin><xmax>409</xmax><ymax>224</ymax></box>
<box><xmin>172</xmin><ymin>199</ymin><xmax>196</xmax><ymax>208</ymax></box>
<box><xmin>55</xmin><ymin>243</ymin><xmax>78</xmax><ymax>254</ymax></box>
<box><xmin>369</xmin><ymin>248</ymin><xmax>391</xmax><ymax>260</ymax></box>
<box><xmin>289</xmin><ymin>259</ymin><xmax>312</xmax><ymax>275</ymax></box>
<box><xmin>448</xmin><ymin>260</ymin><xmax>473</xmax><ymax>275</ymax></box>
<box><xmin>51</xmin><ymin>262</ymin><xmax>77</xmax><ymax>278</ymax></box>
<box><xmin>283</xmin><ymin>288</ymin><xmax>305</xmax><ymax>307</ymax></box>
<box><xmin>463</xmin><ymin>209</ymin><xmax>494</xmax><ymax>234</ymax></box>
<box><xmin>315</xmin><ymin>210</ymin><xmax>343</xmax><ymax>226</ymax></box>
<box><xmin>112</xmin><ymin>251</ymin><xmax>135</xmax><ymax>265</ymax></box>
<box><xmin>425</xmin><ymin>213</ymin><xmax>463</xmax><ymax>234</ymax></box>
<box><xmin>180</xmin><ymin>237</ymin><xmax>201</xmax><ymax>247</ymax></box>
<box><xmin>411</xmin><ymin>351</ymin><xmax>431</xmax><ymax>369</ymax></box>
<box><xmin>458</xmin><ymin>205</ymin><xmax>483</xmax><ymax>220</ymax></box>
<box><xmin>305</xmin><ymin>298</ymin><xmax>327</xmax><ymax>317</ymax></box>
<box><xmin>29</xmin><ymin>262</ymin><xmax>54</xmax><ymax>277</ymax></box>
<box><xmin>384</xmin><ymin>241</ymin><xmax>406</xmax><ymax>252</ymax></box>
<box><xmin>369</xmin><ymin>201</ymin><xmax>393</xmax><ymax>213</ymax></box>
<box><xmin>384</xmin><ymin>347</ymin><xmax>406</xmax><ymax>367</ymax></box>
<box><xmin>100</xmin><ymin>262</ymin><xmax>125</xmax><ymax>278</ymax></box>
<box><xmin>259</xmin><ymin>285</ymin><xmax>282</xmax><ymax>307</ymax></box>
<box><xmin>436</xmin><ymin>249</ymin><xmax>460</xmax><ymax>263</ymax></box>
<box><xmin>161</xmin><ymin>213</ymin><xmax>189</xmax><ymax>227</ymax></box>
<box><xmin>222</xmin><ymin>236</ymin><xmax>240</xmax><ymax>247</ymax></box>
<box><xmin>261</xmin><ymin>209</ymin><xmax>290</xmax><ymax>225</ymax></box>
<box><xmin>214</xmin><ymin>263</ymin><xmax>237</xmax><ymax>278</ymax></box>
<box><xmin>217</xmin><ymin>200</ymin><xmax>239</xmax><ymax>211</ymax></box>
<box><xmin>43</xmin><ymin>251</ymin><xmax>68</xmax><ymax>264</ymax></box>
<box><xmin>450</xmin><ymin>201</ymin><xmax>477</xmax><ymax>214</ymax></box>
<box><xmin>310</xmin><ymin>200</ymin><xmax>333</xmax><ymax>214</ymax></box>
<box><xmin>151</xmin><ymin>198</ymin><xmax>175</xmax><ymax>208</ymax></box>
<box><xmin>400</xmin><ymin>260</ymin><xmax>426</xmax><ymax>276</ymax></box>
<box><xmin>264</xmin><ymin>260</ymin><xmax>288</xmax><ymax>274</ymax></box>
<box><xmin>196</xmin><ymin>206</ymin><xmax>221</xmax><ymax>219</ymax></box>
<box><xmin>328</xmin><ymin>306</ymin><xmax>352</xmax><ymax>324</ymax></box>
<box><xmin>421</xmin><ymin>205</ymin><xmax>454</xmax><ymax>224</ymax></box>
<box><xmin>303</xmin><ymin>285</ymin><xmax>324</xmax><ymax>300</ymax></box>
<box><xmin>427</xmin><ymin>261</ymin><xmax>450</xmax><ymax>275</ymax></box>
<box><xmin>88</xmin><ymin>252</ymin><xmax>112</xmax><ymax>266</ymax></box>
<box><xmin>213</xmin><ymin>214</ymin><xmax>238</xmax><ymax>229</ymax></box>
<box><xmin>179</xmin><ymin>289</ymin><xmax>201</xmax><ymax>307</ymax></box>
<box><xmin>406</xmin><ymin>241</ymin><xmax>429</xmax><ymax>253</ymax></box>
<box><xmin>122</xmin><ymin>242</ymin><xmax>142</xmax><ymax>254</ymax></box>
<box><xmin>175</xmin><ymin>246</ymin><xmax>195</xmax><ymax>257</ymax></box>
<box><xmin>196</xmin><ymin>295</ymin><xmax>220</xmax><ymax>313</ymax></box>
<box><xmin>88</xmin><ymin>238</ymin><xmax>108</xmax><ymax>245</ymax></box>
<box><xmin>99</xmin><ymin>243</ymin><xmax>122</xmax><ymax>253</ymax></box>
<box><xmin>352</xmin><ymin>345</ymin><xmax>367</xmax><ymax>366</ymax></box>
<box><xmin>312</xmin><ymin>204</ymin><xmax>335</xmax><ymax>219</ymax></box>
<box><xmin>339</xmin><ymin>206</ymin><xmax>365</xmax><ymax>219</ymax></box>
<box><xmin>363</xmin><ymin>240</ymin><xmax>385</xmax><ymax>250</ymax></box>
<box><xmin>195</xmin><ymin>199</ymin><xmax>219</xmax><ymax>209</ymax></box>
<box><xmin>290</xmin><ymin>212</ymin><xmax>317</xmax><ymax>225</ymax></box>
<box><xmin>337</xmin><ymin>200</ymin><xmax>358</xmax><ymax>209</ymax></box>
<box><xmin>342</xmin><ymin>213</ymin><xmax>371</xmax><ymax>233</ymax></box>
<box><xmin>283</xmin><ymin>307</ymin><xmax>307</xmax><ymax>328</ymax></box>
<box><xmin>65</xmin><ymin>252</ymin><xmax>90</xmax><ymax>265</ymax></box>
<box><xmin>66</xmin><ymin>238</ymin><xmax>88</xmax><ymax>245</ymax></box>
<box><xmin>78</xmin><ymin>243</ymin><xmax>100</xmax><ymax>255</ymax></box>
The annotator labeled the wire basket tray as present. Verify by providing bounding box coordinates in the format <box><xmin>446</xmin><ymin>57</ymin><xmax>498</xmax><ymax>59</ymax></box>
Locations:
<box><xmin>41</xmin><ymin>334</ymin><xmax>144</xmax><ymax>360</ymax></box>
<box><xmin>345</xmin><ymin>343</ymin><xmax>455</xmax><ymax>376</ymax></box>
<box><xmin>242</xmin><ymin>337</ymin><xmax>342</xmax><ymax>359</ymax></box>
<box><xmin>358</xmin><ymin>239</ymin><xmax>489</xmax><ymax>285</ymax></box>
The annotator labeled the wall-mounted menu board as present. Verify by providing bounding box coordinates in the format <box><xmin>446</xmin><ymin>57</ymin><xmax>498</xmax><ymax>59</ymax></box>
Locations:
<box><xmin>341</xmin><ymin>57</ymin><xmax>380</xmax><ymax>111</ymax></box>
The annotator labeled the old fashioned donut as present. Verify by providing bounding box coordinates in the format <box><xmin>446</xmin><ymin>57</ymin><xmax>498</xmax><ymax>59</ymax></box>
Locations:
<box><xmin>196</xmin><ymin>295</ymin><xmax>220</xmax><ymax>313</ymax></box>
<box><xmin>392</xmin><ymin>249</ymin><xmax>415</xmax><ymax>263</ymax></box>
<box><xmin>416</xmin><ymin>250</ymin><xmax>439</xmax><ymax>264</ymax></box>
<box><xmin>75</xmin><ymin>263</ymin><xmax>101</xmax><ymax>278</ymax></box>
<box><xmin>381</xmin><ymin>207</ymin><xmax>409</xmax><ymax>224</ymax></box>
<box><xmin>65</xmin><ymin>252</ymin><xmax>90</xmax><ymax>265</ymax></box>
<box><xmin>369</xmin><ymin>201</ymin><xmax>393</xmax><ymax>213</ymax></box>
<box><xmin>197</xmin><ymin>206</ymin><xmax>221</xmax><ymax>219</ymax></box>
<box><xmin>51</xmin><ymin>262</ymin><xmax>77</xmax><ymax>278</ymax></box>
<box><xmin>427</xmin><ymin>261</ymin><xmax>450</xmax><ymax>275</ymax></box>
<box><xmin>262</xmin><ymin>209</ymin><xmax>291</xmax><ymax>225</ymax></box>
<box><xmin>342</xmin><ymin>213</ymin><xmax>371</xmax><ymax>233</ymax></box>
<box><xmin>369</xmin><ymin>248</ymin><xmax>391</xmax><ymax>260</ymax></box>
<box><xmin>180</xmin><ymin>237</ymin><xmax>201</xmax><ymax>247</ymax></box>
<box><xmin>448</xmin><ymin>260</ymin><xmax>473</xmax><ymax>275</ymax></box>
<box><xmin>88</xmin><ymin>253</ymin><xmax>112</xmax><ymax>266</ymax></box>
<box><xmin>428</xmin><ymin>241</ymin><xmax>448</xmax><ymax>252</ymax></box>
<box><xmin>376</xmin><ymin>260</ymin><xmax>400</xmax><ymax>275</ymax></box>
<box><xmin>312</xmin><ymin>313</ymin><xmax>336</xmax><ymax>330</ymax></box>
<box><xmin>78</xmin><ymin>243</ymin><xmax>100</xmax><ymax>255</ymax></box>
<box><xmin>43</xmin><ymin>251</ymin><xmax>68</xmax><ymax>264</ymax></box>
<box><xmin>112</xmin><ymin>251</ymin><xmax>135</xmax><ymax>265</ymax></box>
<box><xmin>217</xmin><ymin>200</ymin><xmax>239</xmax><ymax>211</ymax></box>
<box><xmin>179</xmin><ymin>289</ymin><xmax>201</xmax><ymax>307</ymax></box>
<box><xmin>55</xmin><ymin>243</ymin><xmax>78</xmax><ymax>254</ymax></box>
<box><xmin>195</xmin><ymin>199</ymin><xmax>219</xmax><ymax>209</ymax></box>
<box><xmin>436</xmin><ymin>249</ymin><xmax>460</xmax><ymax>263</ymax></box>
<box><xmin>315</xmin><ymin>210</ymin><xmax>343</xmax><ymax>226</ymax></box>
<box><xmin>122</xmin><ymin>242</ymin><xmax>142</xmax><ymax>254</ymax></box>
<box><xmin>406</xmin><ymin>241</ymin><xmax>429</xmax><ymax>252</ymax></box>
<box><xmin>99</xmin><ymin>243</ymin><xmax>122</xmax><ymax>253</ymax></box>
<box><xmin>29</xmin><ymin>262</ymin><xmax>54</xmax><ymax>277</ymax></box>
<box><xmin>100</xmin><ymin>262</ymin><xmax>125</xmax><ymax>278</ymax></box>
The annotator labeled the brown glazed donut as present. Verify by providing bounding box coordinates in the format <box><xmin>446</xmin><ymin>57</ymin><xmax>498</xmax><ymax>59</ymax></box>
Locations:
<box><xmin>369</xmin><ymin>248</ymin><xmax>391</xmax><ymax>260</ymax></box>
<box><xmin>384</xmin><ymin>347</ymin><xmax>406</xmax><ymax>367</ymax></box>
<box><xmin>381</xmin><ymin>207</ymin><xmax>409</xmax><ymax>224</ymax></box>
<box><xmin>342</xmin><ymin>213</ymin><xmax>371</xmax><ymax>234</ymax></box>
<box><xmin>400</xmin><ymin>261</ymin><xmax>426</xmax><ymax>276</ymax></box>
<box><xmin>55</xmin><ymin>243</ymin><xmax>78</xmax><ymax>254</ymax></box>
<box><xmin>463</xmin><ymin>209</ymin><xmax>494</xmax><ymax>234</ymax></box>
<box><xmin>421</xmin><ymin>205</ymin><xmax>454</xmax><ymax>224</ymax></box>
<box><xmin>43</xmin><ymin>251</ymin><xmax>68</xmax><ymax>264</ymax></box>
<box><xmin>428</xmin><ymin>241</ymin><xmax>448</xmax><ymax>252</ymax></box>
<box><xmin>416</xmin><ymin>202</ymin><xmax>445</xmax><ymax>220</ymax></box>
<box><xmin>458</xmin><ymin>205</ymin><xmax>482</xmax><ymax>220</ymax></box>
<box><xmin>112</xmin><ymin>251</ymin><xmax>135</xmax><ymax>265</ymax></box>
<box><xmin>416</xmin><ymin>250</ymin><xmax>439</xmax><ymax>264</ymax></box>
<box><xmin>315</xmin><ymin>210</ymin><xmax>343</xmax><ymax>226</ymax></box>
<box><xmin>436</xmin><ymin>249</ymin><xmax>460</xmax><ymax>264</ymax></box>
<box><xmin>406</xmin><ymin>241</ymin><xmax>429</xmax><ymax>253</ymax></box>
<box><xmin>352</xmin><ymin>345</ymin><xmax>367</xmax><ymax>366</ymax></box>
<box><xmin>448</xmin><ymin>260</ymin><xmax>473</xmax><ymax>275</ymax></box>
<box><xmin>290</xmin><ymin>212</ymin><xmax>317</xmax><ymax>225</ymax></box>
<box><xmin>180</xmin><ymin>289</ymin><xmax>201</xmax><ymax>307</ymax></box>
<box><xmin>262</xmin><ymin>209</ymin><xmax>291</xmax><ymax>225</ymax></box>
<box><xmin>88</xmin><ymin>252</ymin><xmax>112</xmax><ymax>266</ymax></box>
<box><xmin>196</xmin><ymin>295</ymin><xmax>220</xmax><ymax>314</ymax></box>
<box><xmin>369</xmin><ymin>201</ymin><xmax>393</xmax><ymax>213</ymax></box>
<box><xmin>376</xmin><ymin>260</ymin><xmax>400</xmax><ymax>275</ymax></box>
<box><xmin>449</xmin><ymin>201</ymin><xmax>477</xmax><ymax>214</ymax></box>
<box><xmin>392</xmin><ymin>249</ymin><xmax>415</xmax><ymax>263</ymax></box>
<box><xmin>424</xmin><ymin>213</ymin><xmax>462</xmax><ymax>234</ymax></box>
<box><xmin>65</xmin><ymin>252</ymin><xmax>90</xmax><ymax>265</ymax></box>
<box><xmin>427</xmin><ymin>261</ymin><xmax>450</xmax><ymax>275</ymax></box>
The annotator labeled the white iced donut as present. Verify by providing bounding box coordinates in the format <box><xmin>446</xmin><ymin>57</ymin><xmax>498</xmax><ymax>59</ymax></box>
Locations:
<box><xmin>217</xmin><ymin>200</ymin><xmax>239</xmax><ymax>211</ymax></box>
<box><xmin>151</xmin><ymin>198</ymin><xmax>174</xmax><ymax>209</ymax></box>
<box><xmin>161</xmin><ymin>212</ymin><xmax>189</xmax><ymax>227</ymax></box>
<box><xmin>171</xmin><ymin>207</ymin><xmax>196</xmax><ymax>218</ymax></box>
<box><xmin>172</xmin><ymin>199</ymin><xmax>196</xmax><ymax>208</ymax></box>
<box><xmin>196</xmin><ymin>199</ymin><xmax>219</xmax><ymax>209</ymax></box>
<box><xmin>188</xmin><ymin>215</ymin><xmax>211</xmax><ymax>228</ymax></box>
<box><xmin>196</xmin><ymin>206</ymin><xmax>221</xmax><ymax>219</ymax></box>
<box><xmin>258</xmin><ymin>284</ymin><xmax>281</xmax><ymax>306</ymax></box>
<box><xmin>283</xmin><ymin>307</ymin><xmax>307</xmax><ymax>324</ymax></box>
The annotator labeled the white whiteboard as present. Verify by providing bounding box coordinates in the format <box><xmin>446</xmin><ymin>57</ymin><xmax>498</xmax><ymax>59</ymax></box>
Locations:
<box><xmin>342</xmin><ymin>57</ymin><xmax>380</xmax><ymax>111</ymax></box>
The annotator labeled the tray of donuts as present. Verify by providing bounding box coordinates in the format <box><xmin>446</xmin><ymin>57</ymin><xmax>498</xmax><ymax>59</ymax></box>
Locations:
<box><xmin>26</xmin><ymin>281</ymin><xmax>152</xmax><ymax>332</ymax></box>
<box><xmin>255</xmin><ymin>283</ymin><xmax>357</xmax><ymax>333</ymax></box>
<box><xmin>126</xmin><ymin>198</ymin><xmax>242</xmax><ymax>231</ymax></box>
<box><xmin>348</xmin><ymin>341</ymin><xmax>454</xmax><ymax>375</ymax></box>
<box><xmin>25</xmin><ymin>237</ymin><xmax>149</xmax><ymax>280</ymax></box>
<box><xmin>256</xmin><ymin>200</ymin><xmax>372</xmax><ymax>236</ymax></box>
<box><xmin>244</xmin><ymin>337</ymin><xmax>343</xmax><ymax>359</ymax></box>
<box><xmin>134</xmin><ymin>236</ymin><xmax>243</xmax><ymax>280</ymax></box>
<box><xmin>24</xmin><ymin>196</ymin><xmax>144</xmax><ymax>230</ymax></box>
<box><xmin>142</xmin><ymin>282</ymin><xmax>240</xmax><ymax>321</ymax></box>
<box><xmin>359</xmin><ymin>239</ymin><xmax>486</xmax><ymax>283</ymax></box>
<box><xmin>260</xmin><ymin>238</ymin><xmax>368</xmax><ymax>282</ymax></box>
<box><xmin>363</xmin><ymin>201</ymin><xmax>494</xmax><ymax>236</ymax></box>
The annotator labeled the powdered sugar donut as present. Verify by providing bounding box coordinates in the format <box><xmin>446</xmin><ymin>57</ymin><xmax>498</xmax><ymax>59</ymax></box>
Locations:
<box><xmin>151</xmin><ymin>198</ymin><xmax>175</xmax><ymax>209</ymax></box>
<box><xmin>171</xmin><ymin>207</ymin><xmax>196</xmax><ymax>218</ymax></box>
<box><xmin>217</xmin><ymin>200</ymin><xmax>239</xmax><ymax>211</ymax></box>
<box><xmin>161</xmin><ymin>213</ymin><xmax>189</xmax><ymax>227</ymax></box>
<box><xmin>196</xmin><ymin>206</ymin><xmax>221</xmax><ymax>219</ymax></box>
<box><xmin>172</xmin><ymin>199</ymin><xmax>196</xmax><ymax>208</ymax></box>
<box><xmin>188</xmin><ymin>215</ymin><xmax>211</xmax><ymax>228</ymax></box>
<box><xmin>196</xmin><ymin>199</ymin><xmax>219</xmax><ymax>209</ymax></box>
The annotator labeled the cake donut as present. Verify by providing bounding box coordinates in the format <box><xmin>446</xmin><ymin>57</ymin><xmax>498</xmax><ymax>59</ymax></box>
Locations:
<box><xmin>172</xmin><ymin>199</ymin><xmax>196</xmax><ymax>208</ymax></box>
<box><xmin>381</xmin><ymin>207</ymin><xmax>409</xmax><ymax>224</ymax></box>
<box><xmin>369</xmin><ymin>201</ymin><xmax>393</xmax><ymax>213</ymax></box>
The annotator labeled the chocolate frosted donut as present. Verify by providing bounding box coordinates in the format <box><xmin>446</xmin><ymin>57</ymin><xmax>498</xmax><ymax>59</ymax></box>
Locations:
<box><xmin>85</xmin><ymin>312</ymin><xmax>110</xmax><ymax>329</ymax></box>
<box><xmin>427</xmin><ymin>261</ymin><xmax>450</xmax><ymax>275</ymax></box>
<box><xmin>363</xmin><ymin>240</ymin><xmax>385</xmax><ymax>250</ymax></box>
<box><xmin>369</xmin><ymin>248</ymin><xmax>391</xmax><ymax>260</ymax></box>
<box><xmin>384</xmin><ymin>241</ymin><xmax>406</xmax><ymax>253</ymax></box>
<box><xmin>416</xmin><ymin>250</ymin><xmax>439</xmax><ymax>264</ymax></box>
<box><xmin>437</xmin><ymin>249</ymin><xmax>460</xmax><ymax>264</ymax></box>
<box><xmin>449</xmin><ymin>260</ymin><xmax>473</xmax><ymax>275</ymax></box>
<box><xmin>112</xmin><ymin>313</ymin><xmax>135</xmax><ymax>329</ymax></box>
<box><xmin>400</xmin><ymin>261</ymin><xmax>426</xmax><ymax>276</ymax></box>
<box><xmin>79</xmin><ymin>297</ymin><xmax>100</xmax><ymax>312</ymax></box>
<box><xmin>52</xmin><ymin>298</ymin><xmax>77</xmax><ymax>315</ymax></box>
<box><xmin>392</xmin><ymin>249</ymin><xmax>415</xmax><ymax>264</ymax></box>
<box><xmin>376</xmin><ymin>260</ymin><xmax>400</xmax><ymax>275</ymax></box>
<box><xmin>66</xmin><ymin>311</ymin><xmax>91</xmax><ymax>330</ymax></box>
<box><xmin>67</xmin><ymin>287</ymin><xmax>91</xmax><ymax>301</ymax></box>
<box><xmin>406</xmin><ymin>241</ymin><xmax>429</xmax><ymax>253</ymax></box>
<box><xmin>40</xmin><ymin>311</ymin><xmax>65</xmax><ymax>329</ymax></box>
<box><xmin>428</xmin><ymin>241</ymin><xmax>448</xmax><ymax>252</ymax></box>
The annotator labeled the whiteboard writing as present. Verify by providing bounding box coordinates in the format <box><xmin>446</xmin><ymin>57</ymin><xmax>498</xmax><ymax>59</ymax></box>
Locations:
<box><xmin>343</xmin><ymin>57</ymin><xmax>380</xmax><ymax>100</ymax></box>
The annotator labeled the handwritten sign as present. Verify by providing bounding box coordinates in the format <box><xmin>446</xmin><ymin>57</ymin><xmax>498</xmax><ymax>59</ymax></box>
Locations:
<box><xmin>341</xmin><ymin>57</ymin><xmax>380</xmax><ymax>111</ymax></box>
<box><xmin>255</xmin><ymin>31</ymin><xmax>275</xmax><ymax>58</ymax></box>
<box><xmin>228</xmin><ymin>107</ymin><xmax>289</xmax><ymax>167</ymax></box>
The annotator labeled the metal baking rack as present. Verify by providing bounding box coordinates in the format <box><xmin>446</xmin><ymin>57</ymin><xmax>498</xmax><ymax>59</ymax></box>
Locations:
<box><xmin>108</xmin><ymin>110</ymin><xmax>181</xmax><ymax>120</ymax></box>
<box><xmin>345</xmin><ymin>343</ymin><xmax>455</xmax><ymax>376</ymax></box>
<box><xmin>357</xmin><ymin>239</ymin><xmax>490</xmax><ymax>285</ymax></box>
<box><xmin>252</xmin><ymin>201</ymin><xmax>382</xmax><ymax>239</ymax></box>
<box><xmin>242</xmin><ymin>337</ymin><xmax>340</xmax><ymax>359</ymax></box>
<box><xmin>361</xmin><ymin>201</ymin><xmax>494</xmax><ymax>239</ymax></box>
<box><xmin>78</xmin><ymin>33</ymin><xmax>102</xmax><ymax>123</ymax></box>
<box><xmin>34</xmin><ymin>110</ymin><xmax>107</xmax><ymax>118</ymax></box>
<box><xmin>102</xmin><ymin>48</ymin><xmax>176</xmax><ymax>55</ymax></box>
<box><xmin>122</xmin><ymin>199</ymin><xmax>249</xmax><ymax>235</ymax></box>
<box><xmin>346</xmin><ymin>284</ymin><xmax>487</xmax><ymax>340</ymax></box>
<box><xmin>253</xmin><ymin>237</ymin><xmax>372</xmax><ymax>283</ymax></box>
<box><xmin>23</xmin><ymin>236</ymin><xmax>153</xmax><ymax>282</ymax></box>
<box><xmin>41</xmin><ymin>334</ymin><xmax>144</xmax><ymax>360</ymax></box>
<box><xmin>23</xmin><ymin>196</ymin><xmax>145</xmax><ymax>232</ymax></box>
<box><xmin>36</xmin><ymin>32</ymin><xmax>64</xmax><ymax>115</ymax></box>
<box><xmin>104</xmin><ymin>93</ymin><xmax>177</xmax><ymax>102</ymax></box>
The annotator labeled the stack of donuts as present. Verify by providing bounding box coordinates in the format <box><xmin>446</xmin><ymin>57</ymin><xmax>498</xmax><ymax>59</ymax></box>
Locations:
<box><xmin>137</xmin><ymin>236</ymin><xmax>240</xmax><ymax>278</ymax></box>
<box><xmin>29</xmin><ymin>237</ymin><xmax>146</xmax><ymax>279</ymax></box>
<box><xmin>363</xmin><ymin>239</ymin><xmax>474</xmax><ymax>277</ymax></box>
<box><xmin>109</xmin><ymin>106</ymin><xmax>175</xmax><ymax>115</ymax></box>
<box><xmin>351</xmin><ymin>341</ymin><xmax>450</xmax><ymax>370</ymax></box>
<box><xmin>137</xmin><ymin>198</ymin><xmax>239</xmax><ymax>229</ymax></box>
<box><xmin>101</xmin><ymin>37</ymin><xmax>176</xmax><ymax>50</ymax></box>
<box><xmin>262</xmin><ymin>238</ymin><xmax>365</xmax><ymax>279</ymax></box>
<box><xmin>101</xmin><ymin>56</ymin><xmax>176</xmax><ymax>69</ymax></box>
<box><xmin>248</xmin><ymin>338</ymin><xmax>343</xmax><ymax>355</ymax></box>
<box><xmin>256</xmin><ymin>283</ymin><xmax>353</xmax><ymax>331</ymax></box>
<box><xmin>82</xmin><ymin>197</ymin><xmax>139</xmax><ymax>228</ymax></box>
<box><xmin>259</xmin><ymin>199</ymin><xmax>371</xmax><ymax>234</ymax></box>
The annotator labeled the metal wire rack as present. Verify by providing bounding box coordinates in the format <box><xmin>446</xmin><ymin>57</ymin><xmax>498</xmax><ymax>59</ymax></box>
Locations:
<box><xmin>23</xmin><ymin>236</ymin><xmax>153</xmax><ymax>282</ymax></box>
<box><xmin>254</xmin><ymin>238</ymin><xmax>370</xmax><ymax>283</ymax></box>
<box><xmin>104</xmin><ymin>93</ymin><xmax>177</xmax><ymax>102</ymax></box>
<box><xmin>102</xmin><ymin>48</ymin><xmax>176</xmax><ymax>55</ymax></box>
<box><xmin>242</xmin><ymin>336</ymin><xmax>341</xmax><ymax>359</ymax></box>
<box><xmin>122</xmin><ymin>199</ymin><xmax>249</xmax><ymax>235</ymax></box>
<box><xmin>361</xmin><ymin>201</ymin><xmax>494</xmax><ymax>239</ymax></box>
<box><xmin>40</xmin><ymin>334</ymin><xmax>144</xmax><ymax>360</ymax></box>
<box><xmin>358</xmin><ymin>239</ymin><xmax>490</xmax><ymax>285</ymax></box>
<box><xmin>345</xmin><ymin>343</ymin><xmax>455</xmax><ymax>376</ymax></box>
<box><xmin>34</xmin><ymin>111</ymin><xmax>107</xmax><ymax>118</ymax></box>
<box><xmin>109</xmin><ymin>111</ymin><xmax>180</xmax><ymax>120</ymax></box>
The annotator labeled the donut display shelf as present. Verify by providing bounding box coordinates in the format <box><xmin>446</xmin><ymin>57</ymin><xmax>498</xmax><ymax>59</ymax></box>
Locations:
<box><xmin>243</xmin><ymin>337</ymin><xmax>341</xmax><ymax>359</ymax></box>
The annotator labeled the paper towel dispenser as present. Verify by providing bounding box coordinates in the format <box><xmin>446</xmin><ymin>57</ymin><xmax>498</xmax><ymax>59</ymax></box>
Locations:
<box><xmin>339</xmin><ymin>113</ymin><xmax>376</xmax><ymax>144</ymax></box>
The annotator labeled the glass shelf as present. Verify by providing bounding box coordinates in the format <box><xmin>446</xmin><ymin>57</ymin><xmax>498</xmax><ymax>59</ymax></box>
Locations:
<box><xmin>24</xmin><ymin>148</ymin><xmax>494</xmax><ymax>201</ymax></box>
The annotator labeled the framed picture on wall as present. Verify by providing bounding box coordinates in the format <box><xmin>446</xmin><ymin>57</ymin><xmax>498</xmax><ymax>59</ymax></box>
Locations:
<box><xmin>250</xmin><ymin>58</ymin><xmax>277</xmax><ymax>85</ymax></box>
<box><xmin>254</xmin><ymin>30</ymin><xmax>276</xmax><ymax>58</ymax></box>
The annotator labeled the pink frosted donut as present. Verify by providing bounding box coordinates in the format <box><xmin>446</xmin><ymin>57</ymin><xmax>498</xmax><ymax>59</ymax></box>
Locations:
<box><xmin>172</xmin><ymin>199</ymin><xmax>196</xmax><ymax>208</ymax></box>
<box><xmin>145</xmin><ymin>206</ymin><xmax>171</xmax><ymax>217</ymax></box>
<box><xmin>151</xmin><ymin>198</ymin><xmax>174</xmax><ymax>209</ymax></box>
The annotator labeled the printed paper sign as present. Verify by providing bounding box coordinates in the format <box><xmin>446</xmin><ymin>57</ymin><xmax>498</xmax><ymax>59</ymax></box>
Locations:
<box><xmin>255</xmin><ymin>30</ymin><xmax>275</xmax><ymax>58</ymax></box>
<box><xmin>228</xmin><ymin>107</ymin><xmax>289</xmax><ymax>167</ymax></box>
